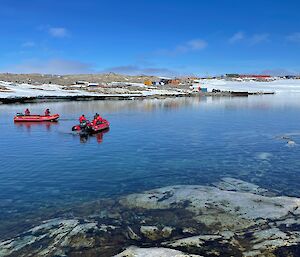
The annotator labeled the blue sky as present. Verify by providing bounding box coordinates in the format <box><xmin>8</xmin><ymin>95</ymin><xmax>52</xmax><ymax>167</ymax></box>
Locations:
<box><xmin>1</xmin><ymin>0</ymin><xmax>300</xmax><ymax>76</ymax></box>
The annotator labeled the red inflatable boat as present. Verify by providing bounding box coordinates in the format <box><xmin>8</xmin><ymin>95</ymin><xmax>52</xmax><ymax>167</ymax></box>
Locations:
<box><xmin>14</xmin><ymin>114</ymin><xmax>60</xmax><ymax>122</ymax></box>
<box><xmin>89</xmin><ymin>119</ymin><xmax>110</xmax><ymax>133</ymax></box>
<box><xmin>72</xmin><ymin>119</ymin><xmax>110</xmax><ymax>134</ymax></box>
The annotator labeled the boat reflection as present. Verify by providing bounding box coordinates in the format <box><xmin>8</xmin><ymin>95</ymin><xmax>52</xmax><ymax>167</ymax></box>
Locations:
<box><xmin>14</xmin><ymin>121</ymin><xmax>58</xmax><ymax>132</ymax></box>
<box><xmin>79</xmin><ymin>128</ymin><xmax>110</xmax><ymax>144</ymax></box>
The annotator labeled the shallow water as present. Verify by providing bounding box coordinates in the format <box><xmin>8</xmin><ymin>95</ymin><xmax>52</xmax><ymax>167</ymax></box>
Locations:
<box><xmin>0</xmin><ymin>94</ymin><xmax>300</xmax><ymax>239</ymax></box>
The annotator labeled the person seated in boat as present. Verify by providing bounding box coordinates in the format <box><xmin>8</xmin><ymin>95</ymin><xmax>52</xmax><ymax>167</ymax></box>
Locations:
<box><xmin>97</xmin><ymin>115</ymin><xmax>104</xmax><ymax>123</ymax></box>
<box><xmin>45</xmin><ymin>109</ymin><xmax>50</xmax><ymax>116</ymax></box>
<box><xmin>95</xmin><ymin>113</ymin><xmax>104</xmax><ymax>124</ymax></box>
<box><xmin>92</xmin><ymin>117</ymin><xmax>98</xmax><ymax>126</ymax></box>
<box><xmin>91</xmin><ymin>114</ymin><xmax>101</xmax><ymax>126</ymax></box>
<box><xmin>79</xmin><ymin>114</ymin><xmax>87</xmax><ymax>123</ymax></box>
<box><xmin>24</xmin><ymin>108</ymin><xmax>30</xmax><ymax>116</ymax></box>
<box><xmin>94</xmin><ymin>113</ymin><xmax>99</xmax><ymax>119</ymax></box>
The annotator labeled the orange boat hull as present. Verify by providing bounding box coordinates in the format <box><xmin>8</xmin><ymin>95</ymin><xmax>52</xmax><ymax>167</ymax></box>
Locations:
<box><xmin>14</xmin><ymin>114</ymin><xmax>60</xmax><ymax>122</ymax></box>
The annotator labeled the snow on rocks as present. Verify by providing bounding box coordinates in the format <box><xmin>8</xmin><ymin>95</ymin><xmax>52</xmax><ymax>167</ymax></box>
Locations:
<box><xmin>0</xmin><ymin>82</ymin><xmax>86</xmax><ymax>98</ymax></box>
<box><xmin>199</xmin><ymin>79</ymin><xmax>300</xmax><ymax>94</ymax></box>
<box><xmin>2</xmin><ymin>78</ymin><xmax>300</xmax><ymax>102</ymax></box>
<box><xmin>0</xmin><ymin>81</ymin><xmax>185</xmax><ymax>100</ymax></box>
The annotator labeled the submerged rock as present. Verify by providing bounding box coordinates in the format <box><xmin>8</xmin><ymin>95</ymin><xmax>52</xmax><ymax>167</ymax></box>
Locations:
<box><xmin>213</xmin><ymin>177</ymin><xmax>269</xmax><ymax>195</ymax></box>
<box><xmin>256</xmin><ymin>152</ymin><xmax>273</xmax><ymax>161</ymax></box>
<box><xmin>287</xmin><ymin>140</ymin><xmax>297</xmax><ymax>147</ymax></box>
<box><xmin>278</xmin><ymin>134</ymin><xmax>297</xmax><ymax>147</ymax></box>
<box><xmin>1</xmin><ymin>178</ymin><xmax>299</xmax><ymax>256</ymax></box>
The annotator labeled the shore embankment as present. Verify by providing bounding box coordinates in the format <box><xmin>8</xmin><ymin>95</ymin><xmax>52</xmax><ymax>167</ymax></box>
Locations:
<box><xmin>0</xmin><ymin>91</ymin><xmax>277</xmax><ymax>104</ymax></box>
<box><xmin>4</xmin><ymin>75</ymin><xmax>300</xmax><ymax>105</ymax></box>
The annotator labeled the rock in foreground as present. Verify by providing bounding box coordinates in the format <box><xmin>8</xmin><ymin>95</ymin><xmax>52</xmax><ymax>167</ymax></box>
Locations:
<box><xmin>0</xmin><ymin>178</ymin><xmax>299</xmax><ymax>256</ymax></box>
<box><xmin>114</xmin><ymin>246</ymin><xmax>202</xmax><ymax>257</ymax></box>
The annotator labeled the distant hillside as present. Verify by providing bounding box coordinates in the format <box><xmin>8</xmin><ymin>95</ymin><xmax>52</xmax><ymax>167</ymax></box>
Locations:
<box><xmin>0</xmin><ymin>73</ymin><xmax>161</xmax><ymax>86</ymax></box>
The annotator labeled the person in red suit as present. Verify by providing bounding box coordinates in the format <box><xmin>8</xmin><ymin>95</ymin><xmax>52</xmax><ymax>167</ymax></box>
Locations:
<box><xmin>93</xmin><ymin>113</ymin><xmax>103</xmax><ymax>125</ymax></box>
<box><xmin>45</xmin><ymin>109</ymin><xmax>50</xmax><ymax>116</ymax></box>
<box><xmin>79</xmin><ymin>115</ymin><xmax>87</xmax><ymax>123</ymax></box>
<box><xmin>24</xmin><ymin>108</ymin><xmax>30</xmax><ymax>116</ymax></box>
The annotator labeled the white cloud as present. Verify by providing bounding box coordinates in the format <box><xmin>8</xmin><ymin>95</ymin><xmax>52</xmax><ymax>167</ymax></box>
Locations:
<box><xmin>7</xmin><ymin>59</ymin><xmax>94</xmax><ymax>74</ymax></box>
<box><xmin>48</xmin><ymin>27</ymin><xmax>69</xmax><ymax>38</ymax></box>
<box><xmin>229</xmin><ymin>32</ymin><xmax>245</xmax><ymax>44</ymax></box>
<box><xmin>175</xmin><ymin>39</ymin><xmax>207</xmax><ymax>54</ymax></box>
<box><xmin>185</xmin><ymin>39</ymin><xmax>207</xmax><ymax>50</ymax></box>
<box><xmin>250</xmin><ymin>33</ymin><xmax>269</xmax><ymax>45</ymax></box>
<box><xmin>287</xmin><ymin>32</ymin><xmax>300</xmax><ymax>43</ymax></box>
<box><xmin>21</xmin><ymin>41</ymin><xmax>36</xmax><ymax>48</ymax></box>
<box><xmin>229</xmin><ymin>32</ymin><xmax>269</xmax><ymax>45</ymax></box>
<box><xmin>157</xmin><ymin>39</ymin><xmax>207</xmax><ymax>56</ymax></box>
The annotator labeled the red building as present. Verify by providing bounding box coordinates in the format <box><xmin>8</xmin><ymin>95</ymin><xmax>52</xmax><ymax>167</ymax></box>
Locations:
<box><xmin>239</xmin><ymin>75</ymin><xmax>271</xmax><ymax>79</ymax></box>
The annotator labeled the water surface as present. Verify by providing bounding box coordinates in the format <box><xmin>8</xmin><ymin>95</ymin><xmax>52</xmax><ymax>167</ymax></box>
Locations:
<box><xmin>0</xmin><ymin>94</ymin><xmax>299</xmax><ymax>239</ymax></box>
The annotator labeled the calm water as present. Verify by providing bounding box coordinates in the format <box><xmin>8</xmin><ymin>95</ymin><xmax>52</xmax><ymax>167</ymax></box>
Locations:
<box><xmin>0</xmin><ymin>95</ymin><xmax>300</xmax><ymax>238</ymax></box>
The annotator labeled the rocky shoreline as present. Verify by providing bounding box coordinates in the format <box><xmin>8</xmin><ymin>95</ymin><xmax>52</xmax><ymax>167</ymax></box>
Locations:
<box><xmin>0</xmin><ymin>93</ymin><xmax>188</xmax><ymax>104</ymax></box>
<box><xmin>0</xmin><ymin>91</ymin><xmax>276</xmax><ymax>105</ymax></box>
<box><xmin>0</xmin><ymin>177</ymin><xmax>299</xmax><ymax>257</ymax></box>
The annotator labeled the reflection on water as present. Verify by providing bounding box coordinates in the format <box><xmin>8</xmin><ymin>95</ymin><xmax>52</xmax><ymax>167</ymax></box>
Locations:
<box><xmin>0</xmin><ymin>94</ymin><xmax>300</xmax><ymax>239</ymax></box>
<box><xmin>2</xmin><ymin>93</ymin><xmax>300</xmax><ymax>116</ymax></box>
<box><xmin>78</xmin><ymin>128</ymin><xmax>110</xmax><ymax>144</ymax></box>
<box><xmin>14</xmin><ymin>121</ymin><xmax>58</xmax><ymax>132</ymax></box>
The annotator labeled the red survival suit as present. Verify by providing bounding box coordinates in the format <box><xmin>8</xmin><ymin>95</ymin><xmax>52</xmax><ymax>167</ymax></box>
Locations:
<box><xmin>79</xmin><ymin>115</ymin><xmax>87</xmax><ymax>123</ymax></box>
<box><xmin>25</xmin><ymin>109</ymin><xmax>30</xmax><ymax>116</ymax></box>
<box><xmin>92</xmin><ymin>115</ymin><xmax>103</xmax><ymax>126</ymax></box>
<box><xmin>45</xmin><ymin>109</ymin><xmax>50</xmax><ymax>116</ymax></box>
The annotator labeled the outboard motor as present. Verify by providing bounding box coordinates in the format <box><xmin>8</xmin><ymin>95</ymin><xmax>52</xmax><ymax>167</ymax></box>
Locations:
<box><xmin>72</xmin><ymin>121</ymin><xmax>88</xmax><ymax>132</ymax></box>
<box><xmin>79</xmin><ymin>120</ymin><xmax>88</xmax><ymax>129</ymax></box>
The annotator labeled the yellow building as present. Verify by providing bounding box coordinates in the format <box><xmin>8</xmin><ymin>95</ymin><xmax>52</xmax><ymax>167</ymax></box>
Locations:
<box><xmin>144</xmin><ymin>80</ymin><xmax>152</xmax><ymax>86</ymax></box>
